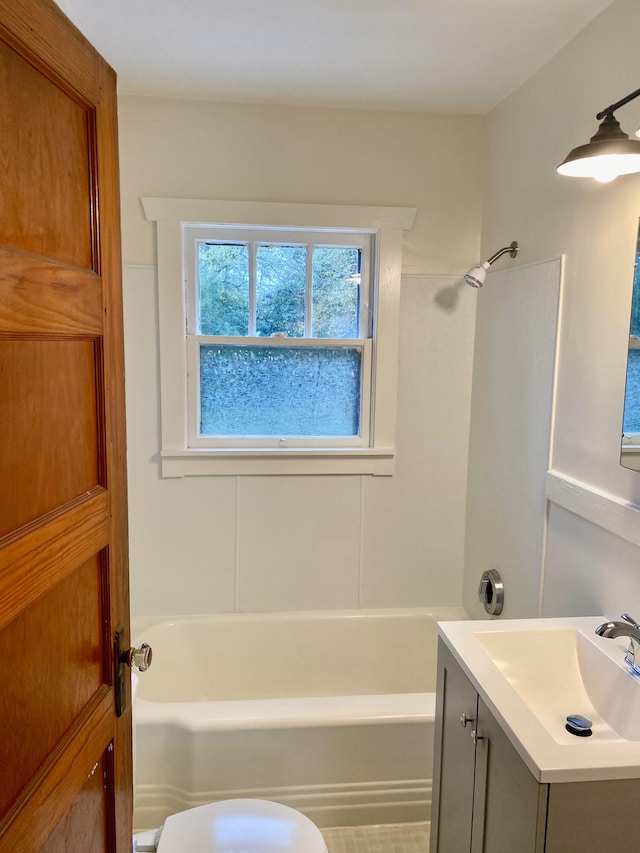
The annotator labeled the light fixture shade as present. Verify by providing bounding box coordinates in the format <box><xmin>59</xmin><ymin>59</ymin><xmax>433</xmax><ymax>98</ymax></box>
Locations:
<box><xmin>557</xmin><ymin>113</ymin><xmax>640</xmax><ymax>182</ymax></box>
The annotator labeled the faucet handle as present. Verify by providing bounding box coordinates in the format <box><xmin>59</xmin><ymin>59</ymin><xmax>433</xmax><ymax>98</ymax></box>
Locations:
<box><xmin>621</xmin><ymin>613</ymin><xmax>640</xmax><ymax>629</ymax></box>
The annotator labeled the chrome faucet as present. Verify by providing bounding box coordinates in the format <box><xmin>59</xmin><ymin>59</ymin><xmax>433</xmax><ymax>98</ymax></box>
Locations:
<box><xmin>595</xmin><ymin>613</ymin><xmax>640</xmax><ymax>675</ymax></box>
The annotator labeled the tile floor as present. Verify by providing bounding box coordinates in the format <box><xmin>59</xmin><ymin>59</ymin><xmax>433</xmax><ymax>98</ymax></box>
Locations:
<box><xmin>321</xmin><ymin>822</ymin><xmax>430</xmax><ymax>853</ymax></box>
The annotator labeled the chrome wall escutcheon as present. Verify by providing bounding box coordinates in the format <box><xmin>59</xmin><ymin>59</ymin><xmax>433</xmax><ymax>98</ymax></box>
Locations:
<box><xmin>478</xmin><ymin>569</ymin><xmax>504</xmax><ymax>616</ymax></box>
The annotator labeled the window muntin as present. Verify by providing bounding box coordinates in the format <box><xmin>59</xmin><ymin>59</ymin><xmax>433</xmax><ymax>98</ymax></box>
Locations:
<box><xmin>185</xmin><ymin>226</ymin><xmax>373</xmax><ymax>448</ymax></box>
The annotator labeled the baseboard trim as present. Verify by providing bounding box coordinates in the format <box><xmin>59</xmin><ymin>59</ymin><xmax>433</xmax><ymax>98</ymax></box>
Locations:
<box><xmin>134</xmin><ymin>778</ymin><xmax>432</xmax><ymax>832</ymax></box>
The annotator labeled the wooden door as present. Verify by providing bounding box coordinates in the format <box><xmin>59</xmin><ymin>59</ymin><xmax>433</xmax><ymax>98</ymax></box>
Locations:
<box><xmin>0</xmin><ymin>1</ymin><xmax>132</xmax><ymax>850</ymax></box>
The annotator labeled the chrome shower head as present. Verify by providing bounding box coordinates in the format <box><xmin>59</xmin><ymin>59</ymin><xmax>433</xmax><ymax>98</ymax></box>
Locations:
<box><xmin>464</xmin><ymin>241</ymin><xmax>519</xmax><ymax>288</ymax></box>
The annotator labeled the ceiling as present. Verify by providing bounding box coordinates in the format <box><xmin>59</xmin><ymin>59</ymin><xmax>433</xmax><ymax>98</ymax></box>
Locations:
<box><xmin>54</xmin><ymin>0</ymin><xmax>614</xmax><ymax>114</ymax></box>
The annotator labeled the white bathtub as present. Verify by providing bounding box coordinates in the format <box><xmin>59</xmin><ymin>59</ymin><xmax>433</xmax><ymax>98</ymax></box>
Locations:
<box><xmin>132</xmin><ymin>606</ymin><xmax>467</xmax><ymax>832</ymax></box>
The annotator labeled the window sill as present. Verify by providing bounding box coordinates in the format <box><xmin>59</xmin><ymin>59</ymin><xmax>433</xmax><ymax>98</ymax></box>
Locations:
<box><xmin>160</xmin><ymin>447</ymin><xmax>395</xmax><ymax>477</ymax></box>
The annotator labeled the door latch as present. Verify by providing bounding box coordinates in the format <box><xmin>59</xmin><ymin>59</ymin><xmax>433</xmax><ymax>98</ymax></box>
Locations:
<box><xmin>114</xmin><ymin>626</ymin><xmax>153</xmax><ymax>717</ymax></box>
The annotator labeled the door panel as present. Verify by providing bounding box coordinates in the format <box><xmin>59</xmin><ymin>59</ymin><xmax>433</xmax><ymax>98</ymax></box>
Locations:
<box><xmin>0</xmin><ymin>555</ymin><xmax>104</xmax><ymax>817</ymax></box>
<box><xmin>0</xmin><ymin>1</ymin><xmax>131</xmax><ymax>850</ymax></box>
<box><xmin>41</xmin><ymin>754</ymin><xmax>111</xmax><ymax>853</ymax></box>
<box><xmin>0</xmin><ymin>38</ymin><xmax>95</xmax><ymax>269</ymax></box>
<box><xmin>1</xmin><ymin>693</ymin><xmax>114</xmax><ymax>852</ymax></box>
<box><xmin>0</xmin><ymin>337</ymin><xmax>101</xmax><ymax>536</ymax></box>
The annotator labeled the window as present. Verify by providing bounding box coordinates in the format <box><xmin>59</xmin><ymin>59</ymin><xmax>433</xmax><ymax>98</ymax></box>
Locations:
<box><xmin>185</xmin><ymin>227</ymin><xmax>372</xmax><ymax>448</ymax></box>
<box><xmin>143</xmin><ymin>198</ymin><xmax>416</xmax><ymax>476</ymax></box>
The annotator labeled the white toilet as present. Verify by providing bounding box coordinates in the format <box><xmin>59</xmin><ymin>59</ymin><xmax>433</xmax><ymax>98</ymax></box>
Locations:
<box><xmin>131</xmin><ymin>672</ymin><xmax>327</xmax><ymax>852</ymax></box>
<box><xmin>134</xmin><ymin>798</ymin><xmax>328</xmax><ymax>852</ymax></box>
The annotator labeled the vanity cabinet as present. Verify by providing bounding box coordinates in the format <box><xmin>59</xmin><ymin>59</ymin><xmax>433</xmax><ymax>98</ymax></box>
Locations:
<box><xmin>430</xmin><ymin>639</ymin><xmax>640</xmax><ymax>853</ymax></box>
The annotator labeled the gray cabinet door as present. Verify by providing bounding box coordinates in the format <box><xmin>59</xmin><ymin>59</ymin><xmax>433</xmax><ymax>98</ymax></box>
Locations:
<box><xmin>431</xmin><ymin>641</ymin><xmax>478</xmax><ymax>853</ymax></box>
<box><xmin>472</xmin><ymin>697</ymin><xmax>547</xmax><ymax>853</ymax></box>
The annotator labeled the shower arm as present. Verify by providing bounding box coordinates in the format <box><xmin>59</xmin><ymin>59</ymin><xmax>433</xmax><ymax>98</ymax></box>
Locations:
<box><xmin>485</xmin><ymin>241</ymin><xmax>519</xmax><ymax>267</ymax></box>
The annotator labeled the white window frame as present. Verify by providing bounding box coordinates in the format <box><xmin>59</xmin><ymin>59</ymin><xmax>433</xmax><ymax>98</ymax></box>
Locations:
<box><xmin>142</xmin><ymin>198</ymin><xmax>416</xmax><ymax>477</ymax></box>
<box><xmin>185</xmin><ymin>226</ymin><xmax>373</xmax><ymax>449</ymax></box>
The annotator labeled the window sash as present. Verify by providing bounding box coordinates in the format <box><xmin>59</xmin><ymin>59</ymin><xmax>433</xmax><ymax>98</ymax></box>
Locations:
<box><xmin>186</xmin><ymin>336</ymin><xmax>372</xmax><ymax>448</ymax></box>
<box><xmin>185</xmin><ymin>226</ymin><xmax>372</xmax><ymax>341</ymax></box>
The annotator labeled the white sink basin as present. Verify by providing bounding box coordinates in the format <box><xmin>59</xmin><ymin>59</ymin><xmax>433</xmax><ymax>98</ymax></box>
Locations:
<box><xmin>438</xmin><ymin>616</ymin><xmax>640</xmax><ymax>782</ymax></box>
<box><xmin>474</xmin><ymin>626</ymin><xmax>640</xmax><ymax>743</ymax></box>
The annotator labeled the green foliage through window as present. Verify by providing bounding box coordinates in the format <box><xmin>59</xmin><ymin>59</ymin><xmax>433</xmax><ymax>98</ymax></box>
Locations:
<box><xmin>197</xmin><ymin>241</ymin><xmax>362</xmax><ymax>339</ymax></box>
<box><xmin>256</xmin><ymin>245</ymin><xmax>306</xmax><ymax>337</ymax></box>
<box><xmin>198</xmin><ymin>243</ymin><xmax>249</xmax><ymax>336</ymax></box>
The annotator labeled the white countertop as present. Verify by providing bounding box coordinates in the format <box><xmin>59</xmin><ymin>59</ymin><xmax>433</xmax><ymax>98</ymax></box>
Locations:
<box><xmin>437</xmin><ymin>616</ymin><xmax>640</xmax><ymax>784</ymax></box>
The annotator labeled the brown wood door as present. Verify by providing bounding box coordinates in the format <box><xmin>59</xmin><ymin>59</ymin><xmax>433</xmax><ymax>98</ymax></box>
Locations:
<box><xmin>0</xmin><ymin>1</ymin><xmax>132</xmax><ymax>851</ymax></box>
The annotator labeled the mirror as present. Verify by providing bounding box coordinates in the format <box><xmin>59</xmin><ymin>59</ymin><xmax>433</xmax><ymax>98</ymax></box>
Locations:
<box><xmin>621</xmin><ymin>223</ymin><xmax>640</xmax><ymax>471</ymax></box>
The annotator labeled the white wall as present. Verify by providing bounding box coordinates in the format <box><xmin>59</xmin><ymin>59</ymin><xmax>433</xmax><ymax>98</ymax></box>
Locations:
<box><xmin>118</xmin><ymin>98</ymin><xmax>483</xmax><ymax>276</ymax></box>
<box><xmin>470</xmin><ymin>0</ymin><xmax>640</xmax><ymax>618</ymax></box>
<box><xmin>119</xmin><ymin>98</ymin><xmax>482</xmax><ymax>616</ymax></box>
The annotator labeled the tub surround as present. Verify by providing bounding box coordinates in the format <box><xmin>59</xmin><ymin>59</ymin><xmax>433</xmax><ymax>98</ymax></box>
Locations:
<box><xmin>120</xmin><ymin>96</ymin><xmax>481</xmax><ymax>621</ymax></box>
<box><xmin>463</xmin><ymin>257</ymin><xmax>562</xmax><ymax>620</ymax></box>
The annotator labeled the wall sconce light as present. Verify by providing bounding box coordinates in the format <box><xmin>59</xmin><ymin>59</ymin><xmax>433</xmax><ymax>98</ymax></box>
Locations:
<box><xmin>557</xmin><ymin>86</ymin><xmax>640</xmax><ymax>182</ymax></box>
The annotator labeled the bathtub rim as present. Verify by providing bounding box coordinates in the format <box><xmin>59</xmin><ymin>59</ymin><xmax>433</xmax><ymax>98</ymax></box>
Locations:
<box><xmin>133</xmin><ymin>687</ymin><xmax>436</xmax><ymax>732</ymax></box>
<box><xmin>131</xmin><ymin>604</ymin><xmax>469</xmax><ymax>640</ymax></box>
